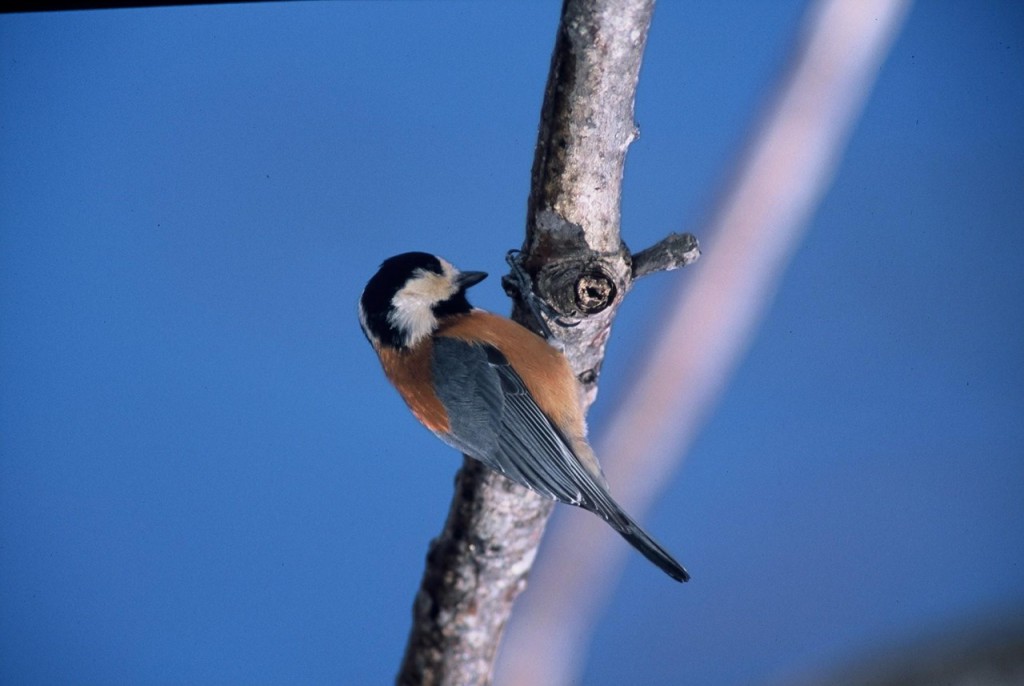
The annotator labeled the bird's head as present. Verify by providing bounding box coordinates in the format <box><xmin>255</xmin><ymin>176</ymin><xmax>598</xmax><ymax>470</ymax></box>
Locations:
<box><xmin>359</xmin><ymin>252</ymin><xmax>487</xmax><ymax>350</ymax></box>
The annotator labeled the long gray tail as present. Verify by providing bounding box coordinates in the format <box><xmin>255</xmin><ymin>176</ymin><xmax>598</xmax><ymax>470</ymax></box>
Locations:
<box><xmin>612</xmin><ymin>512</ymin><xmax>690</xmax><ymax>582</ymax></box>
<box><xmin>583</xmin><ymin>486</ymin><xmax>690</xmax><ymax>582</ymax></box>
<box><xmin>555</xmin><ymin>439</ymin><xmax>690</xmax><ymax>581</ymax></box>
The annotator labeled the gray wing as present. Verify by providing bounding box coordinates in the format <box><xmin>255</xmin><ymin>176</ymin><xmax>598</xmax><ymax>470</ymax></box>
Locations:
<box><xmin>431</xmin><ymin>337</ymin><xmax>600</xmax><ymax>508</ymax></box>
<box><xmin>431</xmin><ymin>336</ymin><xmax>692</xmax><ymax>582</ymax></box>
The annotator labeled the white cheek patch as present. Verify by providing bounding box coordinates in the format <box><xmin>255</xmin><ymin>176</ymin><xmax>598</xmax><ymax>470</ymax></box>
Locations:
<box><xmin>388</xmin><ymin>292</ymin><xmax>438</xmax><ymax>346</ymax></box>
<box><xmin>387</xmin><ymin>268</ymin><xmax>458</xmax><ymax>346</ymax></box>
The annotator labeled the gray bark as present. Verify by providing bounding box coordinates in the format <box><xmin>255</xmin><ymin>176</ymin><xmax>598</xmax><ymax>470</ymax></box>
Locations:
<box><xmin>395</xmin><ymin>2</ymin><xmax>697</xmax><ymax>684</ymax></box>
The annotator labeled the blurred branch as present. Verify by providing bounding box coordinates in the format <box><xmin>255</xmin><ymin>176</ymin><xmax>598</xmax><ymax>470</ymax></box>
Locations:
<box><xmin>495</xmin><ymin>0</ymin><xmax>912</xmax><ymax>684</ymax></box>
<box><xmin>396</xmin><ymin>1</ymin><xmax>703</xmax><ymax>684</ymax></box>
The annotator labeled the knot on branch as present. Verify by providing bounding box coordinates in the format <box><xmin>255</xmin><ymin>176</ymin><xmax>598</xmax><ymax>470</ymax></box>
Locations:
<box><xmin>535</xmin><ymin>256</ymin><xmax>623</xmax><ymax>321</ymax></box>
<box><xmin>502</xmin><ymin>237</ymin><xmax>627</xmax><ymax>331</ymax></box>
<box><xmin>574</xmin><ymin>268</ymin><xmax>617</xmax><ymax>314</ymax></box>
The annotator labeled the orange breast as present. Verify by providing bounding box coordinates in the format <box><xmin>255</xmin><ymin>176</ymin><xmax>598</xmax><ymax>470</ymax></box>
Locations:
<box><xmin>378</xmin><ymin>342</ymin><xmax>451</xmax><ymax>434</ymax></box>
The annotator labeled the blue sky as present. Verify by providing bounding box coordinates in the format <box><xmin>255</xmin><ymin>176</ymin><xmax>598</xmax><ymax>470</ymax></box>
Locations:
<box><xmin>1</xmin><ymin>2</ymin><xmax>1022</xmax><ymax>684</ymax></box>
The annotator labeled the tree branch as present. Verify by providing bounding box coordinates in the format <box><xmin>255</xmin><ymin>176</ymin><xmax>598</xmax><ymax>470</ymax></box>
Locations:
<box><xmin>395</xmin><ymin>1</ymin><xmax>697</xmax><ymax>684</ymax></box>
<box><xmin>496</xmin><ymin>1</ymin><xmax>912</xmax><ymax>684</ymax></box>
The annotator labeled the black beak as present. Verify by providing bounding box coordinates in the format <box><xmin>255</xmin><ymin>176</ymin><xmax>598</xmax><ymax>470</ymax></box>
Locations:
<box><xmin>456</xmin><ymin>271</ymin><xmax>488</xmax><ymax>290</ymax></box>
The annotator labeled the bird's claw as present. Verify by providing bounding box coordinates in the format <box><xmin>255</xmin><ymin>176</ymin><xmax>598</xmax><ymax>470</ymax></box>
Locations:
<box><xmin>505</xmin><ymin>250</ymin><xmax>580</xmax><ymax>339</ymax></box>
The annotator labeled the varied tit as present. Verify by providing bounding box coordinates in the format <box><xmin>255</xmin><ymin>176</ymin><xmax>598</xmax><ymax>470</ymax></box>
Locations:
<box><xmin>358</xmin><ymin>251</ymin><xmax>689</xmax><ymax>582</ymax></box>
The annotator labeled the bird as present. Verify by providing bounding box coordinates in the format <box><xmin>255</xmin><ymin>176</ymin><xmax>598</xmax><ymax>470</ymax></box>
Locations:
<box><xmin>358</xmin><ymin>251</ymin><xmax>689</xmax><ymax>582</ymax></box>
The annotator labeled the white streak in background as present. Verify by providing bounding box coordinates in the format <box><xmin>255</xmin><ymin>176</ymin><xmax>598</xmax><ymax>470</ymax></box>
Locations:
<box><xmin>495</xmin><ymin>1</ymin><xmax>912</xmax><ymax>684</ymax></box>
